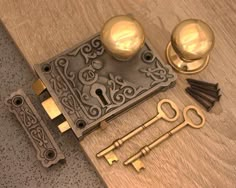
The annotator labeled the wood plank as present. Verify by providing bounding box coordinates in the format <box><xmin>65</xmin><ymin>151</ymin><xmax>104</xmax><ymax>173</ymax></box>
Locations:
<box><xmin>0</xmin><ymin>0</ymin><xmax>236</xmax><ymax>187</ymax></box>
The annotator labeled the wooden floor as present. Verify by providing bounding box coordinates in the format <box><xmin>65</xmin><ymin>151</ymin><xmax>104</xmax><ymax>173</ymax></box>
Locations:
<box><xmin>0</xmin><ymin>0</ymin><xmax>236</xmax><ymax>187</ymax></box>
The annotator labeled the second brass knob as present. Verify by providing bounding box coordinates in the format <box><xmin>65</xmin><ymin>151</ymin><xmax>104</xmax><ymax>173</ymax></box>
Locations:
<box><xmin>166</xmin><ymin>19</ymin><xmax>215</xmax><ymax>74</ymax></box>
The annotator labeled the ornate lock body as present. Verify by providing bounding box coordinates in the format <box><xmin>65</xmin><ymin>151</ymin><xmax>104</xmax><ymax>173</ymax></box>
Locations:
<box><xmin>34</xmin><ymin>33</ymin><xmax>176</xmax><ymax>139</ymax></box>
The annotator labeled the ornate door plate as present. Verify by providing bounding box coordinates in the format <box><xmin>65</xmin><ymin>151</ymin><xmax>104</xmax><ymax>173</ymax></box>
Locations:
<box><xmin>5</xmin><ymin>89</ymin><xmax>65</xmax><ymax>167</ymax></box>
<box><xmin>34</xmin><ymin>34</ymin><xmax>177</xmax><ymax>139</ymax></box>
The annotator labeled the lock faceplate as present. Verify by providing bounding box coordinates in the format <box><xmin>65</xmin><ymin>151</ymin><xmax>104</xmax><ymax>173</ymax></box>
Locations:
<box><xmin>34</xmin><ymin>34</ymin><xmax>176</xmax><ymax>139</ymax></box>
<box><xmin>5</xmin><ymin>89</ymin><xmax>65</xmax><ymax>167</ymax></box>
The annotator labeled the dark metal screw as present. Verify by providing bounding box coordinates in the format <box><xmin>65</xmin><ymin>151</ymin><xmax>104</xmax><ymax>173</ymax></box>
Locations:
<box><xmin>187</xmin><ymin>78</ymin><xmax>218</xmax><ymax>90</ymax></box>
<box><xmin>187</xmin><ymin>87</ymin><xmax>216</xmax><ymax>104</ymax></box>
<box><xmin>191</xmin><ymin>85</ymin><xmax>221</xmax><ymax>101</ymax></box>
<box><xmin>189</xmin><ymin>82</ymin><xmax>220</xmax><ymax>93</ymax></box>
<box><xmin>185</xmin><ymin>88</ymin><xmax>214</xmax><ymax>111</ymax></box>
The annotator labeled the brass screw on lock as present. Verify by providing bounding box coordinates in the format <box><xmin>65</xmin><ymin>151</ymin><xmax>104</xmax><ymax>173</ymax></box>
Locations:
<box><xmin>166</xmin><ymin>19</ymin><xmax>215</xmax><ymax>74</ymax></box>
<box><xmin>100</xmin><ymin>15</ymin><xmax>145</xmax><ymax>61</ymax></box>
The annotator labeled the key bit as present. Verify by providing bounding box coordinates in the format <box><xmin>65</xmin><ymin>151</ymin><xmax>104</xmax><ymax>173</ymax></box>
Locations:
<box><xmin>96</xmin><ymin>139</ymin><xmax>123</xmax><ymax>165</ymax></box>
<box><xmin>96</xmin><ymin>99</ymin><xmax>179</xmax><ymax>165</ymax></box>
<box><xmin>124</xmin><ymin>146</ymin><xmax>150</xmax><ymax>172</ymax></box>
<box><xmin>104</xmin><ymin>151</ymin><xmax>119</xmax><ymax>165</ymax></box>
<box><xmin>132</xmin><ymin>159</ymin><xmax>145</xmax><ymax>172</ymax></box>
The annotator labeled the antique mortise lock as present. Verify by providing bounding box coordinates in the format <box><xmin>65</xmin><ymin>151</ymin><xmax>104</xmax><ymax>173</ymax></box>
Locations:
<box><xmin>166</xmin><ymin>19</ymin><xmax>215</xmax><ymax>74</ymax></box>
<box><xmin>30</xmin><ymin>15</ymin><xmax>177</xmax><ymax>139</ymax></box>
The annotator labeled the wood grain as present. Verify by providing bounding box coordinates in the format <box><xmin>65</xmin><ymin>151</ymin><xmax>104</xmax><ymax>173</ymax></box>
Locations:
<box><xmin>0</xmin><ymin>0</ymin><xmax>236</xmax><ymax>187</ymax></box>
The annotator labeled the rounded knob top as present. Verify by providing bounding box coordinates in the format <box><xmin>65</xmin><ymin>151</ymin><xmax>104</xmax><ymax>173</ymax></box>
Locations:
<box><xmin>100</xmin><ymin>15</ymin><xmax>145</xmax><ymax>61</ymax></box>
<box><xmin>171</xmin><ymin>19</ymin><xmax>215</xmax><ymax>61</ymax></box>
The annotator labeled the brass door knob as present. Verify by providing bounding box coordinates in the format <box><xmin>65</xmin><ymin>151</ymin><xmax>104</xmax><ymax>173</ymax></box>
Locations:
<box><xmin>100</xmin><ymin>15</ymin><xmax>145</xmax><ymax>61</ymax></box>
<box><xmin>166</xmin><ymin>19</ymin><xmax>215</xmax><ymax>74</ymax></box>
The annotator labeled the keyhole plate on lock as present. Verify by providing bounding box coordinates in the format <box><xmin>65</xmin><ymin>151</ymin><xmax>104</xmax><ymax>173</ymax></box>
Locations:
<box><xmin>96</xmin><ymin>89</ymin><xmax>108</xmax><ymax>105</ymax></box>
<box><xmin>90</xmin><ymin>83</ymin><xmax>110</xmax><ymax>107</ymax></box>
<box><xmin>34</xmin><ymin>34</ymin><xmax>176</xmax><ymax>139</ymax></box>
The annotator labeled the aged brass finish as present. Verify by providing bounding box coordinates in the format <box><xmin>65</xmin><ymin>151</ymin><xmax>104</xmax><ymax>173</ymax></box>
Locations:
<box><xmin>124</xmin><ymin>105</ymin><xmax>205</xmax><ymax>172</ymax></box>
<box><xmin>32</xmin><ymin>79</ymin><xmax>46</xmax><ymax>95</ymax></box>
<box><xmin>104</xmin><ymin>151</ymin><xmax>118</xmax><ymax>165</ymax></box>
<box><xmin>166</xmin><ymin>19</ymin><xmax>215</xmax><ymax>74</ymax></box>
<box><xmin>42</xmin><ymin>97</ymin><xmax>62</xmax><ymax>119</ymax></box>
<box><xmin>100</xmin><ymin>15</ymin><xmax>145</xmax><ymax>61</ymax></box>
<box><xmin>131</xmin><ymin>159</ymin><xmax>145</xmax><ymax>172</ymax></box>
<box><xmin>96</xmin><ymin>99</ymin><xmax>179</xmax><ymax>165</ymax></box>
<box><xmin>58</xmin><ymin>121</ymin><xmax>71</xmax><ymax>133</ymax></box>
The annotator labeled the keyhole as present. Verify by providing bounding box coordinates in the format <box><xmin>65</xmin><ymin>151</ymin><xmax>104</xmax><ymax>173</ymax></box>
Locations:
<box><xmin>95</xmin><ymin>89</ymin><xmax>108</xmax><ymax>105</ymax></box>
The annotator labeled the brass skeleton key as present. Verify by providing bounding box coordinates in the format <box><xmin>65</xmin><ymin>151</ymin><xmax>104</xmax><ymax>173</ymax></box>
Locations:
<box><xmin>124</xmin><ymin>105</ymin><xmax>205</xmax><ymax>172</ymax></box>
<box><xmin>96</xmin><ymin>99</ymin><xmax>179</xmax><ymax>165</ymax></box>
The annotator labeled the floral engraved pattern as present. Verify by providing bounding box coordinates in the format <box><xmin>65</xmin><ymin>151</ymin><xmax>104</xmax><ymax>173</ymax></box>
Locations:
<box><xmin>36</xmin><ymin>34</ymin><xmax>176</xmax><ymax>138</ymax></box>
<box><xmin>5</xmin><ymin>90</ymin><xmax>65</xmax><ymax>167</ymax></box>
<box><xmin>74</xmin><ymin>88</ymin><xmax>102</xmax><ymax>119</ymax></box>
<box><xmin>55</xmin><ymin>57</ymin><xmax>76</xmax><ymax>87</ymax></box>
<box><xmin>50</xmin><ymin>73</ymin><xmax>68</xmax><ymax>96</ymax></box>
<box><xmin>106</xmin><ymin>73</ymin><xmax>147</xmax><ymax>112</ymax></box>
<box><xmin>31</xmin><ymin>127</ymin><xmax>48</xmax><ymax>148</ymax></box>
<box><xmin>19</xmin><ymin>107</ymin><xmax>38</xmax><ymax>127</ymax></box>
<box><xmin>139</xmin><ymin>59</ymin><xmax>173</xmax><ymax>86</ymax></box>
<box><xmin>50</xmin><ymin>56</ymin><xmax>102</xmax><ymax>120</ymax></box>
<box><xmin>9</xmin><ymin>102</ymin><xmax>50</xmax><ymax>150</ymax></box>
<box><xmin>61</xmin><ymin>94</ymin><xmax>77</xmax><ymax>115</ymax></box>
<box><xmin>68</xmin><ymin>36</ymin><xmax>104</xmax><ymax>63</ymax></box>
